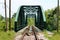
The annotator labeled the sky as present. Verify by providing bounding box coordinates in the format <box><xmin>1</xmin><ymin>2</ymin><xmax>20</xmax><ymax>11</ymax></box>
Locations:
<box><xmin>0</xmin><ymin>0</ymin><xmax>60</xmax><ymax>17</ymax></box>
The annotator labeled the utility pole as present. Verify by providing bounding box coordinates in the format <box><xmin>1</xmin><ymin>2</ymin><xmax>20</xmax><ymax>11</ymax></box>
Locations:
<box><xmin>9</xmin><ymin>0</ymin><xmax>11</xmax><ymax>30</ymax></box>
<box><xmin>57</xmin><ymin>0</ymin><xmax>59</xmax><ymax>32</ymax></box>
<box><xmin>4</xmin><ymin>0</ymin><xmax>8</xmax><ymax>31</ymax></box>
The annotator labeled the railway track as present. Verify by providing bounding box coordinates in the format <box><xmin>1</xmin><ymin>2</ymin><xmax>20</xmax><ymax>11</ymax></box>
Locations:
<box><xmin>14</xmin><ymin>26</ymin><xmax>48</xmax><ymax>40</ymax></box>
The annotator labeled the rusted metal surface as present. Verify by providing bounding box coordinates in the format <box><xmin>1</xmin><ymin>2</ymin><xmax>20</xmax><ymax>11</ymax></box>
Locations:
<box><xmin>32</xmin><ymin>26</ymin><xmax>38</xmax><ymax>40</ymax></box>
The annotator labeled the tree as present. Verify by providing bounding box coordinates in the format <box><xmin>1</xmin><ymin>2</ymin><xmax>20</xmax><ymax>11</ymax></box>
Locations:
<box><xmin>12</xmin><ymin>13</ymin><xmax>16</xmax><ymax>18</ymax></box>
<box><xmin>0</xmin><ymin>15</ymin><xmax>4</xmax><ymax>21</ymax></box>
<box><xmin>45</xmin><ymin>6</ymin><xmax>60</xmax><ymax>31</ymax></box>
<box><xmin>53</xmin><ymin>6</ymin><xmax>60</xmax><ymax>32</ymax></box>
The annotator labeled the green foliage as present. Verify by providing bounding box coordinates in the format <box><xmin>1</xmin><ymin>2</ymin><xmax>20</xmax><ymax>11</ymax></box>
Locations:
<box><xmin>11</xmin><ymin>13</ymin><xmax>16</xmax><ymax>29</ymax></box>
<box><xmin>27</xmin><ymin>18</ymin><xmax>35</xmax><ymax>26</ymax></box>
<box><xmin>44</xmin><ymin>30</ymin><xmax>60</xmax><ymax>40</ymax></box>
<box><xmin>0</xmin><ymin>15</ymin><xmax>4</xmax><ymax>21</ymax></box>
<box><xmin>0</xmin><ymin>31</ymin><xmax>15</xmax><ymax>40</ymax></box>
<box><xmin>0</xmin><ymin>14</ymin><xmax>15</xmax><ymax>40</ymax></box>
<box><xmin>12</xmin><ymin>13</ymin><xmax>16</xmax><ymax>18</ymax></box>
<box><xmin>11</xmin><ymin>17</ymin><xmax>15</xmax><ymax>29</ymax></box>
<box><xmin>45</xmin><ymin>6</ymin><xmax>60</xmax><ymax>31</ymax></box>
<box><xmin>0</xmin><ymin>22</ymin><xmax>5</xmax><ymax>30</ymax></box>
<box><xmin>0</xmin><ymin>15</ymin><xmax>5</xmax><ymax>31</ymax></box>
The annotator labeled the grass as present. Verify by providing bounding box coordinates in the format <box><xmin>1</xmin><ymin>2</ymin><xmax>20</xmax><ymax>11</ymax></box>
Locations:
<box><xmin>27</xmin><ymin>18</ymin><xmax>35</xmax><ymax>26</ymax></box>
<box><xmin>43</xmin><ymin>30</ymin><xmax>60</xmax><ymax>40</ymax></box>
<box><xmin>0</xmin><ymin>30</ymin><xmax>15</xmax><ymax>40</ymax></box>
<box><xmin>0</xmin><ymin>30</ymin><xmax>60</xmax><ymax>40</ymax></box>
<box><xmin>48</xmin><ymin>34</ymin><xmax>60</xmax><ymax>40</ymax></box>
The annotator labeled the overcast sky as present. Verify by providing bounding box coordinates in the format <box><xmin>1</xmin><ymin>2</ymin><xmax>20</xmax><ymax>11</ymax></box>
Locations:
<box><xmin>0</xmin><ymin>0</ymin><xmax>60</xmax><ymax>17</ymax></box>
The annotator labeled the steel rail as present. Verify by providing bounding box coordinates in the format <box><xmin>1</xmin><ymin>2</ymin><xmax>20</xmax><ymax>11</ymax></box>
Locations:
<box><xmin>19</xmin><ymin>26</ymin><xmax>30</xmax><ymax>40</ymax></box>
<box><xmin>32</xmin><ymin>26</ymin><xmax>38</xmax><ymax>40</ymax></box>
<box><xmin>19</xmin><ymin>26</ymin><xmax>39</xmax><ymax>40</ymax></box>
